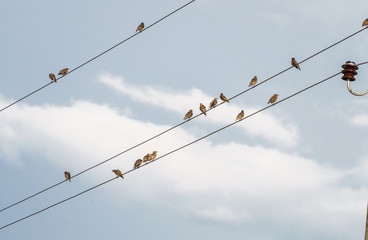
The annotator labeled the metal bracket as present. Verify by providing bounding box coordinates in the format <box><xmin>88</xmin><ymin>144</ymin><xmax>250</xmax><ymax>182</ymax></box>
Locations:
<box><xmin>347</xmin><ymin>79</ymin><xmax>368</xmax><ymax>96</ymax></box>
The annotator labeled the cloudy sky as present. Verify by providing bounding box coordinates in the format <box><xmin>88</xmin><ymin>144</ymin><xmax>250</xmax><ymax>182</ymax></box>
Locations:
<box><xmin>1</xmin><ymin>0</ymin><xmax>368</xmax><ymax>239</ymax></box>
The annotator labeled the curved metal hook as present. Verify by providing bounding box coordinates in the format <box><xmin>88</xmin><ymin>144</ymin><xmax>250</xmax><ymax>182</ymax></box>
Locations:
<box><xmin>347</xmin><ymin>79</ymin><xmax>368</xmax><ymax>96</ymax></box>
<box><xmin>346</xmin><ymin>61</ymin><xmax>368</xmax><ymax>96</ymax></box>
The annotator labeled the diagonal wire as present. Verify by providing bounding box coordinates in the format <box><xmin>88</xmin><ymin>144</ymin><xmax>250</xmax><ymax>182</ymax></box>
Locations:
<box><xmin>1</xmin><ymin>26</ymin><xmax>366</xmax><ymax>213</ymax></box>
<box><xmin>0</xmin><ymin>70</ymin><xmax>341</xmax><ymax>230</ymax></box>
<box><xmin>0</xmin><ymin>0</ymin><xmax>197</xmax><ymax>113</ymax></box>
<box><xmin>357</xmin><ymin>61</ymin><xmax>368</xmax><ymax>66</ymax></box>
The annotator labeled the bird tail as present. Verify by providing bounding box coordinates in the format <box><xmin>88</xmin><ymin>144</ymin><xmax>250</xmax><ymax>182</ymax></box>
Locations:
<box><xmin>69</xmin><ymin>179</ymin><xmax>71</xmax><ymax>182</ymax></box>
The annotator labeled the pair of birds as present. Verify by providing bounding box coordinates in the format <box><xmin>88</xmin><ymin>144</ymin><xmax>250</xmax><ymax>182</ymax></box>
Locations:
<box><xmin>49</xmin><ymin>68</ymin><xmax>69</xmax><ymax>83</ymax></box>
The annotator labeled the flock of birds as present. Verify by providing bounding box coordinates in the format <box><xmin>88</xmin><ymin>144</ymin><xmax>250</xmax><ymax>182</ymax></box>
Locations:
<box><xmin>59</xmin><ymin>18</ymin><xmax>368</xmax><ymax>182</ymax></box>
<box><xmin>183</xmin><ymin>58</ymin><xmax>301</xmax><ymax>122</ymax></box>
<box><xmin>112</xmin><ymin>150</ymin><xmax>158</xmax><ymax>178</ymax></box>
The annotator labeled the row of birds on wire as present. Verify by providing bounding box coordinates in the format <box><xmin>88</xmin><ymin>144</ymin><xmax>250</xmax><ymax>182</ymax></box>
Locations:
<box><xmin>47</xmin><ymin>18</ymin><xmax>368</xmax><ymax>82</ymax></box>
<box><xmin>58</xmin><ymin>18</ymin><xmax>368</xmax><ymax>183</ymax></box>
<box><xmin>183</xmin><ymin>57</ymin><xmax>302</xmax><ymax>122</ymax></box>
<box><xmin>47</xmin><ymin>22</ymin><xmax>146</xmax><ymax>82</ymax></box>
<box><xmin>63</xmin><ymin>150</ymin><xmax>157</xmax><ymax>181</ymax></box>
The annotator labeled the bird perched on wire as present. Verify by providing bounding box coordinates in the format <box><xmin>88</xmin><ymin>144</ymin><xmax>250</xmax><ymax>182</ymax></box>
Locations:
<box><xmin>136</xmin><ymin>22</ymin><xmax>144</xmax><ymax>32</ymax></box>
<box><xmin>112</xmin><ymin>169</ymin><xmax>124</xmax><ymax>178</ymax></box>
<box><xmin>235</xmin><ymin>110</ymin><xmax>244</xmax><ymax>121</ymax></box>
<box><xmin>134</xmin><ymin>159</ymin><xmax>143</xmax><ymax>169</ymax></box>
<box><xmin>64</xmin><ymin>171</ymin><xmax>71</xmax><ymax>182</ymax></box>
<box><xmin>49</xmin><ymin>73</ymin><xmax>57</xmax><ymax>83</ymax></box>
<box><xmin>249</xmin><ymin>76</ymin><xmax>258</xmax><ymax>87</ymax></box>
<box><xmin>220</xmin><ymin>93</ymin><xmax>229</xmax><ymax>103</ymax></box>
<box><xmin>58</xmin><ymin>68</ymin><xmax>69</xmax><ymax>76</ymax></box>
<box><xmin>291</xmin><ymin>58</ymin><xmax>301</xmax><ymax>70</ymax></box>
<box><xmin>149</xmin><ymin>151</ymin><xmax>157</xmax><ymax>161</ymax></box>
<box><xmin>209</xmin><ymin>98</ymin><xmax>218</xmax><ymax>110</ymax></box>
<box><xmin>199</xmin><ymin>103</ymin><xmax>207</xmax><ymax>116</ymax></box>
<box><xmin>362</xmin><ymin>18</ymin><xmax>368</xmax><ymax>27</ymax></box>
<box><xmin>184</xmin><ymin>109</ymin><xmax>193</xmax><ymax>120</ymax></box>
<box><xmin>268</xmin><ymin>94</ymin><xmax>279</xmax><ymax>104</ymax></box>
<box><xmin>143</xmin><ymin>153</ymin><xmax>150</xmax><ymax>163</ymax></box>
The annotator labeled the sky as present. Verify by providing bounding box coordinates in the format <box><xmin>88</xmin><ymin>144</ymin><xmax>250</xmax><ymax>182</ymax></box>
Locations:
<box><xmin>0</xmin><ymin>0</ymin><xmax>368</xmax><ymax>239</ymax></box>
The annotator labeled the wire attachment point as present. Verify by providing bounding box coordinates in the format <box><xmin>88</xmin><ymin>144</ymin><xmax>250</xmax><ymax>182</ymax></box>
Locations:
<box><xmin>342</xmin><ymin>61</ymin><xmax>368</xmax><ymax>96</ymax></box>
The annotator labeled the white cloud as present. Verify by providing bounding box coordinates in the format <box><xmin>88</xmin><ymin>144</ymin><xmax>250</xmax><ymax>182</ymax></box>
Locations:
<box><xmin>98</xmin><ymin>73</ymin><xmax>299</xmax><ymax>147</ymax></box>
<box><xmin>196</xmin><ymin>205</ymin><xmax>251</xmax><ymax>223</ymax></box>
<box><xmin>351</xmin><ymin>114</ymin><xmax>368</xmax><ymax>127</ymax></box>
<box><xmin>0</xmin><ymin>92</ymin><xmax>366</xmax><ymax>238</ymax></box>
<box><xmin>0</xmin><ymin>90</ymin><xmax>368</xmax><ymax>240</ymax></box>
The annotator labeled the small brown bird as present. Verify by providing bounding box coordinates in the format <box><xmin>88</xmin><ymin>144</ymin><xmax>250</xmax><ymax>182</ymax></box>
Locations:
<box><xmin>58</xmin><ymin>68</ymin><xmax>69</xmax><ymax>76</ymax></box>
<box><xmin>199</xmin><ymin>103</ymin><xmax>207</xmax><ymax>116</ymax></box>
<box><xmin>235</xmin><ymin>110</ymin><xmax>244</xmax><ymax>121</ymax></box>
<box><xmin>112</xmin><ymin>169</ymin><xmax>124</xmax><ymax>178</ymax></box>
<box><xmin>64</xmin><ymin>171</ymin><xmax>71</xmax><ymax>182</ymax></box>
<box><xmin>209</xmin><ymin>98</ymin><xmax>218</xmax><ymax>109</ymax></box>
<box><xmin>249</xmin><ymin>76</ymin><xmax>258</xmax><ymax>87</ymax></box>
<box><xmin>149</xmin><ymin>151</ymin><xmax>157</xmax><ymax>161</ymax></box>
<box><xmin>184</xmin><ymin>109</ymin><xmax>193</xmax><ymax>120</ymax></box>
<box><xmin>362</xmin><ymin>18</ymin><xmax>368</xmax><ymax>27</ymax></box>
<box><xmin>49</xmin><ymin>73</ymin><xmax>57</xmax><ymax>83</ymax></box>
<box><xmin>136</xmin><ymin>22</ymin><xmax>144</xmax><ymax>32</ymax></box>
<box><xmin>268</xmin><ymin>94</ymin><xmax>279</xmax><ymax>104</ymax></box>
<box><xmin>220</xmin><ymin>93</ymin><xmax>229</xmax><ymax>103</ymax></box>
<box><xmin>143</xmin><ymin>153</ymin><xmax>150</xmax><ymax>162</ymax></box>
<box><xmin>291</xmin><ymin>58</ymin><xmax>301</xmax><ymax>70</ymax></box>
<box><xmin>134</xmin><ymin>159</ymin><xmax>143</xmax><ymax>169</ymax></box>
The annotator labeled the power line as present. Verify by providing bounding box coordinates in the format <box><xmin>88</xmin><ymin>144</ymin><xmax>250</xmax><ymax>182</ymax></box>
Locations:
<box><xmin>0</xmin><ymin>178</ymin><xmax>117</xmax><ymax>231</ymax></box>
<box><xmin>0</xmin><ymin>69</ymin><xmax>342</xmax><ymax>230</ymax></box>
<box><xmin>357</xmin><ymin>61</ymin><xmax>368</xmax><ymax>66</ymax></box>
<box><xmin>0</xmin><ymin>0</ymin><xmax>197</xmax><ymax>113</ymax></box>
<box><xmin>1</xmin><ymin>27</ymin><xmax>366</xmax><ymax>213</ymax></box>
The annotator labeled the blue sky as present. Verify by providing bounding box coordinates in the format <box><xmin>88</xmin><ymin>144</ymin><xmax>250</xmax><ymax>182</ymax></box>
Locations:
<box><xmin>1</xmin><ymin>0</ymin><xmax>368</xmax><ymax>239</ymax></box>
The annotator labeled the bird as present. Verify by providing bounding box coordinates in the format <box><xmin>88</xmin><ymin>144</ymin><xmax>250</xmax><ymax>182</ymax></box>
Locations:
<box><xmin>49</xmin><ymin>73</ymin><xmax>57</xmax><ymax>83</ymax></box>
<box><xmin>149</xmin><ymin>151</ymin><xmax>157</xmax><ymax>161</ymax></box>
<box><xmin>235</xmin><ymin>110</ymin><xmax>244</xmax><ymax>121</ymax></box>
<box><xmin>249</xmin><ymin>76</ymin><xmax>258</xmax><ymax>87</ymax></box>
<box><xmin>58</xmin><ymin>68</ymin><xmax>69</xmax><ymax>76</ymax></box>
<box><xmin>143</xmin><ymin>153</ymin><xmax>150</xmax><ymax>162</ymax></box>
<box><xmin>112</xmin><ymin>169</ymin><xmax>124</xmax><ymax>178</ymax></box>
<box><xmin>134</xmin><ymin>159</ymin><xmax>143</xmax><ymax>169</ymax></box>
<box><xmin>136</xmin><ymin>22</ymin><xmax>144</xmax><ymax>32</ymax></box>
<box><xmin>184</xmin><ymin>109</ymin><xmax>193</xmax><ymax>120</ymax></box>
<box><xmin>199</xmin><ymin>103</ymin><xmax>207</xmax><ymax>116</ymax></box>
<box><xmin>363</xmin><ymin>18</ymin><xmax>368</xmax><ymax>27</ymax></box>
<box><xmin>220</xmin><ymin>93</ymin><xmax>229</xmax><ymax>103</ymax></box>
<box><xmin>268</xmin><ymin>94</ymin><xmax>279</xmax><ymax>104</ymax></box>
<box><xmin>64</xmin><ymin>171</ymin><xmax>71</xmax><ymax>182</ymax></box>
<box><xmin>291</xmin><ymin>58</ymin><xmax>301</xmax><ymax>70</ymax></box>
<box><xmin>209</xmin><ymin>98</ymin><xmax>218</xmax><ymax>109</ymax></box>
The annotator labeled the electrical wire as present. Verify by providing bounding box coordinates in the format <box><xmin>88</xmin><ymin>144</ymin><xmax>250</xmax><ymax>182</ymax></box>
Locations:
<box><xmin>0</xmin><ymin>0</ymin><xmax>197</xmax><ymax>113</ymax></box>
<box><xmin>0</xmin><ymin>69</ymin><xmax>342</xmax><ymax>230</ymax></box>
<box><xmin>1</xmin><ymin>27</ymin><xmax>366</xmax><ymax>213</ymax></box>
<box><xmin>357</xmin><ymin>61</ymin><xmax>368</xmax><ymax>66</ymax></box>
